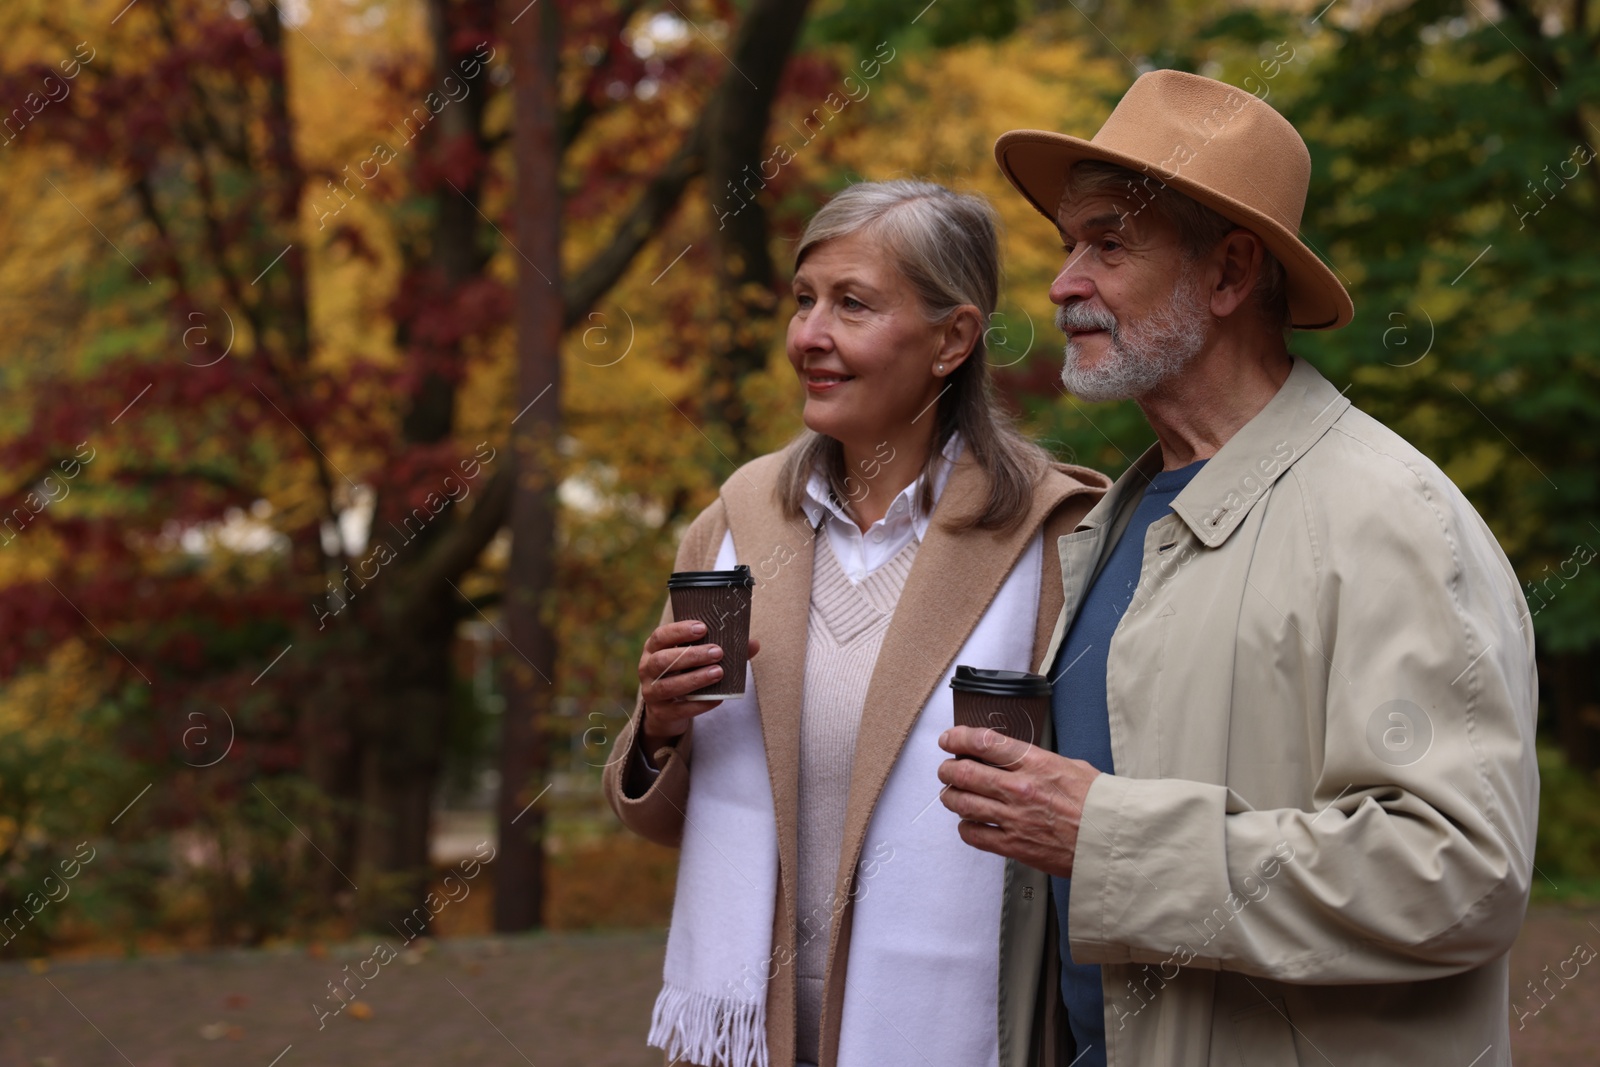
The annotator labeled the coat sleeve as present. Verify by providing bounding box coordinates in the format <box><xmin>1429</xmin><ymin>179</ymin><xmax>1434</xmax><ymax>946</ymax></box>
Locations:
<box><xmin>601</xmin><ymin>499</ymin><xmax>729</xmax><ymax>848</ymax></box>
<box><xmin>1066</xmin><ymin>442</ymin><xmax>1539</xmax><ymax>983</ymax></box>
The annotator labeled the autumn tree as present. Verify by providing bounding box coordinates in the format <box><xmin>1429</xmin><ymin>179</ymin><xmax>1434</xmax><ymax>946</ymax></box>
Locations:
<box><xmin>0</xmin><ymin>0</ymin><xmax>519</xmax><ymax>932</ymax></box>
<box><xmin>0</xmin><ymin>0</ymin><xmax>838</xmax><ymax>940</ymax></box>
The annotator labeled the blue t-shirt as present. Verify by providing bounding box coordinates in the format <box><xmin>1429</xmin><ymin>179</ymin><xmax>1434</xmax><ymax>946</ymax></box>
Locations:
<box><xmin>1048</xmin><ymin>459</ymin><xmax>1206</xmax><ymax>1065</ymax></box>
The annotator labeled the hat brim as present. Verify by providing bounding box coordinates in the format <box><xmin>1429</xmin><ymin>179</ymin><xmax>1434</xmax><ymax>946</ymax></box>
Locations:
<box><xmin>995</xmin><ymin>130</ymin><xmax>1354</xmax><ymax>331</ymax></box>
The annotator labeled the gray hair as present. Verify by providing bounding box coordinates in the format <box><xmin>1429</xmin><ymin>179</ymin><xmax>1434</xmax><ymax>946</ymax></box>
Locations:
<box><xmin>1064</xmin><ymin>161</ymin><xmax>1290</xmax><ymax>331</ymax></box>
<box><xmin>778</xmin><ymin>180</ymin><xmax>1049</xmax><ymax>531</ymax></box>
<box><xmin>794</xmin><ymin>179</ymin><xmax>1002</xmax><ymax>334</ymax></box>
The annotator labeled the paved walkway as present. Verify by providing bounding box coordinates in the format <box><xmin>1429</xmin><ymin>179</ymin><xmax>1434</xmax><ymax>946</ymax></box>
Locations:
<box><xmin>3</xmin><ymin>932</ymin><xmax>664</xmax><ymax>1067</ymax></box>
<box><xmin>2</xmin><ymin>906</ymin><xmax>1595</xmax><ymax>1065</ymax></box>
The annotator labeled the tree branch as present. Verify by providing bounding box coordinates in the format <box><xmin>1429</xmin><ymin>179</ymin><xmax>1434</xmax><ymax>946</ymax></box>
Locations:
<box><xmin>108</xmin><ymin>463</ymin><xmax>250</xmax><ymax>495</ymax></box>
<box><xmin>702</xmin><ymin>0</ymin><xmax>816</xmax><ymax>450</ymax></box>
<box><xmin>401</xmin><ymin>459</ymin><xmax>513</xmax><ymax>616</ymax></box>
<box><xmin>1494</xmin><ymin>0</ymin><xmax>1600</xmax><ymax>203</ymax></box>
<box><xmin>559</xmin><ymin>0</ymin><xmax>651</xmax><ymax>150</ymax></box>
<box><xmin>129</xmin><ymin>174</ymin><xmax>197</xmax><ymax>308</ymax></box>
<box><xmin>560</xmin><ymin>119</ymin><xmax>706</xmax><ymax>329</ymax></box>
<box><xmin>450</xmin><ymin>588</ymin><xmax>503</xmax><ymax>617</ymax></box>
<box><xmin>152</xmin><ymin>0</ymin><xmax>253</xmax><ymax>167</ymax></box>
<box><xmin>559</xmin><ymin>0</ymin><xmax>814</xmax><ymax>333</ymax></box>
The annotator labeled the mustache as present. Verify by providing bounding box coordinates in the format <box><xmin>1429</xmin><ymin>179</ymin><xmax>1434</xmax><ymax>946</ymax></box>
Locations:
<box><xmin>1055</xmin><ymin>303</ymin><xmax>1118</xmax><ymax>334</ymax></box>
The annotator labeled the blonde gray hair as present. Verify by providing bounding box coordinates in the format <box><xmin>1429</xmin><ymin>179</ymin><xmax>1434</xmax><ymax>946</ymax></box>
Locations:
<box><xmin>777</xmin><ymin>179</ymin><xmax>1049</xmax><ymax>531</ymax></box>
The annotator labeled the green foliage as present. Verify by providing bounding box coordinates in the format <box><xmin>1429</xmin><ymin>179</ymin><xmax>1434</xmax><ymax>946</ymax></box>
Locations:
<box><xmin>1022</xmin><ymin>389</ymin><xmax>1156</xmax><ymax>478</ymax></box>
<box><xmin>438</xmin><ymin>671</ymin><xmax>499</xmax><ymax>803</ymax></box>
<box><xmin>0</xmin><ymin>737</ymin><xmax>106</xmax><ymax>955</ymax></box>
<box><xmin>0</xmin><ymin>679</ymin><xmax>155</xmax><ymax>957</ymax></box>
<box><xmin>1193</xmin><ymin>9</ymin><xmax>1290</xmax><ymax>47</ymax></box>
<box><xmin>807</xmin><ymin>0</ymin><xmax>1020</xmax><ymax>53</ymax></box>
<box><xmin>1282</xmin><ymin>2</ymin><xmax>1600</xmax><ymax>653</ymax></box>
<box><xmin>185</xmin><ymin>775</ymin><xmax>351</xmax><ymax>945</ymax></box>
<box><xmin>1533</xmin><ymin>744</ymin><xmax>1600</xmax><ymax>888</ymax></box>
<box><xmin>0</xmin><ymin>662</ymin><xmax>367</xmax><ymax>954</ymax></box>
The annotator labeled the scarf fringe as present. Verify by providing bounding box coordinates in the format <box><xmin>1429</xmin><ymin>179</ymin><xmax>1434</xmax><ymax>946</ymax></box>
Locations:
<box><xmin>648</xmin><ymin>983</ymin><xmax>769</xmax><ymax>1067</ymax></box>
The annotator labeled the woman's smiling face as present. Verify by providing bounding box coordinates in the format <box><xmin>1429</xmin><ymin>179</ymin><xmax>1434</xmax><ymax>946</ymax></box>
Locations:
<box><xmin>786</xmin><ymin>230</ymin><xmax>952</xmax><ymax>452</ymax></box>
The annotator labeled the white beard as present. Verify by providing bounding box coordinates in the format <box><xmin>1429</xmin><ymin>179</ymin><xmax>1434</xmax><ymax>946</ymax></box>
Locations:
<box><xmin>1057</xmin><ymin>267</ymin><xmax>1211</xmax><ymax>402</ymax></box>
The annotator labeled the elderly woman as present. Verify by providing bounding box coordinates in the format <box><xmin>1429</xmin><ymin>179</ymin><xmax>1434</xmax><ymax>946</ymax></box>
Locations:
<box><xmin>604</xmin><ymin>180</ymin><xmax>1107</xmax><ymax>1067</ymax></box>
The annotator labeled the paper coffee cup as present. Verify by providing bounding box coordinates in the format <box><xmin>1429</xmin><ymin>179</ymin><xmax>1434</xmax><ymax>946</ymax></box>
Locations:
<box><xmin>666</xmin><ymin>565</ymin><xmax>754</xmax><ymax>700</ymax></box>
<box><xmin>949</xmin><ymin>666</ymin><xmax>1050</xmax><ymax>758</ymax></box>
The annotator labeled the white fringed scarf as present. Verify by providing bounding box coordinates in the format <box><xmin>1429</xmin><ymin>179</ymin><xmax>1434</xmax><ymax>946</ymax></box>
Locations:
<box><xmin>649</xmin><ymin>529</ymin><xmax>1042</xmax><ymax>1067</ymax></box>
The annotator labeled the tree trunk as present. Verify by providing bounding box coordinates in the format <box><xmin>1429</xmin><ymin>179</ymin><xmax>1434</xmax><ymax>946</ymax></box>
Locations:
<box><xmin>495</xmin><ymin>0</ymin><xmax>564</xmax><ymax>932</ymax></box>
<box><xmin>1544</xmin><ymin>650</ymin><xmax>1600</xmax><ymax>772</ymax></box>
<box><xmin>351</xmin><ymin>606</ymin><xmax>458</xmax><ymax>924</ymax></box>
<box><xmin>704</xmin><ymin>0</ymin><xmax>815</xmax><ymax>457</ymax></box>
<box><xmin>351</xmin><ymin>0</ymin><xmax>500</xmax><ymax>928</ymax></box>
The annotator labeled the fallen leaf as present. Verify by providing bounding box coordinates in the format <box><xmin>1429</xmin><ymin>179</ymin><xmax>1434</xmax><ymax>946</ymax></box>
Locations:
<box><xmin>199</xmin><ymin>1022</ymin><xmax>228</xmax><ymax>1041</ymax></box>
<box><xmin>346</xmin><ymin>1001</ymin><xmax>374</xmax><ymax>1021</ymax></box>
<box><xmin>224</xmin><ymin>993</ymin><xmax>249</xmax><ymax>1009</ymax></box>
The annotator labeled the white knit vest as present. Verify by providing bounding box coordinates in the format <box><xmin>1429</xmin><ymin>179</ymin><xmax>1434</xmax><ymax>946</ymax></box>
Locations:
<box><xmin>795</xmin><ymin>533</ymin><xmax>919</xmax><ymax>1063</ymax></box>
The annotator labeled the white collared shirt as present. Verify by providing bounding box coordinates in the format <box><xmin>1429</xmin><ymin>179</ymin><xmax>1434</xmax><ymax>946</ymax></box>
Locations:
<box><xmin>798</xmin><ymin>434</ymin><xmax>964</xmax><ymax>583</ymax></box>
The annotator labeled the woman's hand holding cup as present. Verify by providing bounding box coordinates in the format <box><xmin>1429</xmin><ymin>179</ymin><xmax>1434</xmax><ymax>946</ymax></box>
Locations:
<box><xmin>637</xmin><ymin>620</ymin><xmax>761</xmax><ymax>762</ymax></box>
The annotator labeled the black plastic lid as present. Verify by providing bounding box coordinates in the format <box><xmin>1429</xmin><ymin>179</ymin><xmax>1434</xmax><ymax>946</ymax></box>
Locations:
<box><xmin>949</xmin><ymin>665</ymin><xmax>1051</xmax><ymax>698</ymax></box>
<box><xmin>667</xmin><ymin>564</ymin><xmax>754</xmax><ymax>590</ymax></box>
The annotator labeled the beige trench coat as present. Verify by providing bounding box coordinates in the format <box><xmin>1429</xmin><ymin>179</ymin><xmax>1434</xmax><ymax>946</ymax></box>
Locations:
<box><xmin>603</xmin><ymin>445</ymin><xmax>1108</xmax><ymax>1067</ymax></box>
<box><xmin>1030</xmin><ymin>357</ymin><xmax>1539</xmax><ymax>1065</ymax></box>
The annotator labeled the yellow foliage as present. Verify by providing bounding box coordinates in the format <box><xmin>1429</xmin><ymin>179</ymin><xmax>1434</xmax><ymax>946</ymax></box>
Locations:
<box><xmin>0</xmin><ymin>639</ymin><xmax>106</xmax><ymax>742</ymax></box>
<box><xmin>831</xmin><ymin>30</ymin><xmax>1126</xmax><ymax>354</ymax></box>
<box><xmin>551</xmin><ymin>27</ymin><xmax>1130</xmax><ymax>569</ymax></box>
<box><xmin>0</xmin><ymin>639</ymin><xmax>112</xmax><ymax>856</ymax></box>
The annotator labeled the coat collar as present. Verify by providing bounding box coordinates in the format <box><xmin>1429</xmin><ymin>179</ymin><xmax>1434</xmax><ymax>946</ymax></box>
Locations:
<box><xmin>1074</xmin><ymin>356</ymin><xmax>1350</xmax><ymax>549</ymax></box>
<box><xmin>1171</xmin><ymin>356</ymin><xmax>1348</xmax><ymax>547</ymax></box>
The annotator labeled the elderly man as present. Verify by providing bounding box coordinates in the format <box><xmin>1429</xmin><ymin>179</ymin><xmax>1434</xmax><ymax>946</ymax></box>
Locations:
<box><xmin>938</xmin><ymin>70</ymin><xmax>1538</xmax><ymax>1066</ymax></box>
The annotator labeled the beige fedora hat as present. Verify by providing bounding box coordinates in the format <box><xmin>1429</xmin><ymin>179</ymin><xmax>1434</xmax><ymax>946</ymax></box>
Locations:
<box><xmin>995</xmin><ymin>69</ymin><xmax>1353</xmax><ymax>330</ymax></box>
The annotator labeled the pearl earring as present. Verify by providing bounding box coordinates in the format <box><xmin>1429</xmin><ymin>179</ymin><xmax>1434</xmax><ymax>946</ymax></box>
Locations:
<box><xmin>936</xmin><ymin>363</ymin><xmax>945</xmax><ymax>374</ymax></box>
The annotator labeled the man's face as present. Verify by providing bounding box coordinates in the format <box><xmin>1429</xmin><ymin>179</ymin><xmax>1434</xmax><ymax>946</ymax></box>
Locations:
<box><xmin>1050</xmin><ymin>190</ymin><xmax>1213</xmax><ymax>402</ymax></box>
